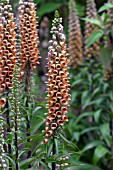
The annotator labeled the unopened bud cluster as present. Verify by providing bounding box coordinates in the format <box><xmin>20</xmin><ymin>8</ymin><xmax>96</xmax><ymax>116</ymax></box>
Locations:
<box><xmin>84</xmin><ymin>0</ymin><xmax>99</xmax><ymax>59</ymax></box>
<box><xmin>43</xmin><ymin>11</ymin><xmax>70</xmax><ymax>144</ymax></box>
<box><xmin>68</xmin><ymin>0</ymin><xmax>83</xmax><ymax>68</ymax></box>
<box><xmin>56</xmin><ymin>156</ymin><xmax>69</xmax><ymax>169</ymax></box>
<box><xmin>18</xmin><ymin>0</ymin><xmax>39</xmax><ymax>79</ymax></box>
<box><xmin>0</xmin><ymin>0</ymin><xmax>16</xmax><ymax>108</ymax></box>
<box><xmin>0</xmin><ymin>111</ymin><xmax>7</xmax><ymax>169</ymax></box>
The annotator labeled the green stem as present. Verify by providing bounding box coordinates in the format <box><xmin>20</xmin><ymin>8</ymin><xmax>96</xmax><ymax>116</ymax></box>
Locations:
<box><xmin>25</xmin><ymin>65</ymin><xmax>31</xmax><ymax>168</ymax></box>
<box><xmin>6</xmin><ymin>91</ymin><xmax>12</xmax><ymax>170</ymax></box>
<box><xmin>108</xmin><ymin>119</ymin><xmax>113</xmax><ymax>170</ymax></box>
<box><xmin>52</xmin><ymin>137</ymin><xmax>56</xmax><ymax>170</ymax></box>
<box><xmin>14</xmin><ymin>98</ymin><xmax>19</xmax><ymax>170</ymax></box>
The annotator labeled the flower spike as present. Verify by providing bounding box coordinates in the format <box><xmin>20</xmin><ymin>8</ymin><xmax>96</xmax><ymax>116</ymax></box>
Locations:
<box><xmin>0</xmin><ymin>0</ymin><xmax>16</xmax><ymax>107</ymax></box>
<box><xmin>68</xmin><ymin>0</ymin><xmax>83</xmax><ymax>68</ymax></box>
<box><xmin>84</xmin><ymin>0</ymin><xmax>99</xmax><ymax>59</ymax></box>
<box><xmin>18</xmin><ymin>0</ymin><xmax>39</xmax><ymax>79</ymax></box>
<box><xmin>43</xmin><ymin>11</ymin><xmax>70</xmax><ymax>144</ymax></box>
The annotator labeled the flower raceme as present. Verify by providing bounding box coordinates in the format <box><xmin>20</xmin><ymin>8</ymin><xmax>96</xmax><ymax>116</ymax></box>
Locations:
<box><xmin>18</xmin><ymin>0</ymin><xmax>39</xmax><ymax>79</ymax></box>
<box><xmin>84</xmin><ymin>0</ymin><xmax>99</xmax><ymax>59</ymax></box>
<box><xmin>0</xmin><ymin>0</ymin><xmax>16</xmax><ymax>108</ymax></box>
<box><xmin>68</xmin><ymin>0</ymin><xmax>83</xmax><ymax>68</ymax></box>
<box><xmin>43</xmin><ymin>11</ymin><xmax>70</xmax><ymax>144</ymax></box>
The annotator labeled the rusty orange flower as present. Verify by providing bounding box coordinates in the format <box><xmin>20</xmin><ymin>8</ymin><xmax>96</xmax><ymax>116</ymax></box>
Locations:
<box><xmin>43</xmin><ymin>11</ymin><xmax>70</xmax><ymax>144</ymax></box>
<box><xmin>0</xmin><ymin>0</ymin><xmax>16</xmax><ymax>108</ymax></box>
<box><xmin>18</xmin><ymin>0</ymin><xmax>39</xmax><ymax>79</ymax></box>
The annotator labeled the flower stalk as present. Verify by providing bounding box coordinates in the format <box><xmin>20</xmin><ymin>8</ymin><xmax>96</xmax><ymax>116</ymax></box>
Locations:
<box><xmin>43</xmin><ymin>10</ymin><xmax>69</xmax><ymax>144</ymax></box>
<box><xmin>0</xmin><ymin>1</ymin><xmax>17</xmax><ymax>169</ymax></box>
<box><xmin>0</xmin><ymin>110</ymin><xmax>7</xmax><ymax>169</ymax></box>
<box><xmin>42</xmin><ymin>10</ymin><xmax>70</xmax><ymax>169</ymax></box>
<box><xmin>18</xmin><ymin>0</ymin><xmax>39</xmax><ymax>167</ymax></box>
<box><xmin>10</xmin><ymin>65</ymin><xmax>21</xmax><ymax>170</ymax></box>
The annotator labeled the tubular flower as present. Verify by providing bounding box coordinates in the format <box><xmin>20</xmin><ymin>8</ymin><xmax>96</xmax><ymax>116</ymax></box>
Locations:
<box><xmin>84</xmin><ymin>0</ymin><xmax>99</xmax><ymax>59</ymax></box>
<box><xmin>18</xmin><ymin>0</ymin><xmax>39</xmax><ymax>79</ymax></box>
<box><xmin>43</xmin><ymin>11</ymin><xmax>70</xmax><ymax>144</ymax></box>
<box><xmin>0</xmin><ymin>0</ymin><xmax>16</xmax><ymax>107</ymax></box>
<box><xmin>68</xmin><ymin>0</ymin><xmax>83</xmax><ymax>68</ymax></box>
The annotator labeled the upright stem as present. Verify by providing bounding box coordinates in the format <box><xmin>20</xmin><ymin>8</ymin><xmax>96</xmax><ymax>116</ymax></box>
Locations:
<box><xmin>108</xmin><ymin>79</ymin><xmax>113</xmax><ymax>170</ymax></box>
<box><xmin>90</xmin><ymin>59</ymin><xmax>96</xmax><ymax>120</ymax></box>
<box><xmin>14</xmin><ymin>103</ymin><xmax>19</xmax><ymax>170</ymax></box>
<box><xmin>108</xmin><ymin>119</ymin><xmax>113</xmax><ymax>170</ymax></box>
<box><xmin>52</xmin><ymin>136</ymin><xmax>56</xmax><ymax>170</ymax></box>
<box><xmin>25</xmin><ymin>65</ymin><xmax>31</xmax><ymax>168</ymax></box>
<box><xmin>6</xmin><ymin>91</ymin><xmax>12</xmax><ymax>170</ymax></box>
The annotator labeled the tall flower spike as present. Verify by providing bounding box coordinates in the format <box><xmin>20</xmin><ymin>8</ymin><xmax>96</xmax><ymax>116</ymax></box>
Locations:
<box><xmin>68</xmin><ymin>0</ymin><xmax>83</xmax><ymax>68</ymax></box>
<box><xmin>0</xmin><ymin>0</ymin><xmax>16</xmax><ymax>107</ymax></box>
<box><xmin>18</xmin><ymin>0</ymin><xmax>39</xmax><ymax>79</ymax></box>
<box><xmin>84</xmin><ymin>0</ymin><xmax>99</xmax><ymax>59</ymax></box>
<box><xmin>43</xmin><ymin>11</ymin><xmax>70</xmax><ymax>144</ymax></box>
<box><xmin>0</xmin><ymin>110</ymin><xmax>7</xmax><ymax>169</ymax></box>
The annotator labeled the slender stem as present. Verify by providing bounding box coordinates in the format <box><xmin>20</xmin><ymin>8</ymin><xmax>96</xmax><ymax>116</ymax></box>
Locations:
<box><xmin>107</xmin><ymin>78</ymin><xmax>113</xmax><ymax>170</ymax></box>
<box><xmin>26</xmin><ymin>113</ymin><xmax>31</xmax><ymax>166</ymax></box>
<box><xmin>6</xmin><ymin>91</ymin><xmax>12</xmax><ymax>170</ymax></box>
<box><xmin>52</xmin><ymin>137</ymin><xmax>56</xmax><ymax>170</ymax></box>
<box><xmin>90</xmin><ymin>59</ymin><xmax>96</xmax><ymax>122</ymax></box>
<box><xmin>25</xmin><ymin>65</ymin><xmax>31</xmax><ymax>168</ymax></box>
<box><xmin>108</xmin><ymin>119</ymin><xmax>113</xmax><ymax>170</ymax></box>
<box><xmin>15</xmin><ymin>118</ymin><xmax>19</xmax><ymax>170</ymax></box>
<box><xmin>14</xmin><ymin>103</ymin><xmax>19</xmax><ymax>170</ymax></box>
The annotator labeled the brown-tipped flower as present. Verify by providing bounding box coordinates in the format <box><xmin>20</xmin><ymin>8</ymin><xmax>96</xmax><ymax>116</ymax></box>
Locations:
<box><xmin>0</xmin><ymin>98</ymin><xmax>6</xmax><ymax>108</ymax></box>
<box><xmin>84</xmin><ymin>0</ymin><xmax>99</xmax><ymax>59</ymax></box>
<box><xmin>0</xmin><ymin>0</ymin><xmax>16</xmax><ymax>104</ymax></box>
<box><xmin>43</xmin><ymin>11</ymin><xmax>70</xmax><ymax>144</ymax></box>
<box><xmin>68</xmin><ymin>0</ymin><xmax>83</xmax><ymax>68</ymax></box>
<box><xmin>45</xmin><ymin>130</ymin><xmax>53</xmax><ymax>137</ymax></box>
<box><xmin>18</xmin><ymin>0</ymin><xmax>39</xmax><ymax>78</ymax></box>
<box><xmin>42</xmin><ymin>138</ymin><xmax>48</xmax><ymax>144</ymax></box>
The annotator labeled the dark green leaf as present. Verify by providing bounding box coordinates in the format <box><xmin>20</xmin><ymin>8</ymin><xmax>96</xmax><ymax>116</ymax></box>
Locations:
<box><xmin>82</xmin><ymin>141</ymin><xmax>102</xmax><ymax>153</ymax></box>
<box><xmin>86</xmin><ymin>30</ymin><xmax>103</xmax><ymax>47</ymax></box>
<box><xmin>93</xmin><ymin>145</ymin><xmax>109</xmax><ymax>165</ymax></box>
<box><xmin>80</xmin><ymin>127</ymin><xmax>99</xmax><ymax>135</ymax></box>
<box><xmin>37</xmin><ymin>3</ymin><xmax>61</xmax><ymax>16</ymax></box>
<box><xmin>55</xmin><ymin>138</ymin><xmax>59</xmax><ymax>154</ymax></box>
<box><xmin>98</xmin><ymin>3</ymin><xmax>113</xmax><ymax>13</ymax></box>
<box><xmin>82</xmin><ymin>18</ymin><xmax>101</xmax><ymax>26</ymax></box>
<box><xmin>94</xmin><ymin>110</ymin><xmax>101</xmax><ymax>123</ymax></box>
<box><xmin>100</xmin><ymin>123</ymin><xmax>110</xmax><ymax>147</ymax></box>
<box><xmin>19</xmin><ymin>158</ymin><xmax>35</xmax><ymax>167</ymax></box>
